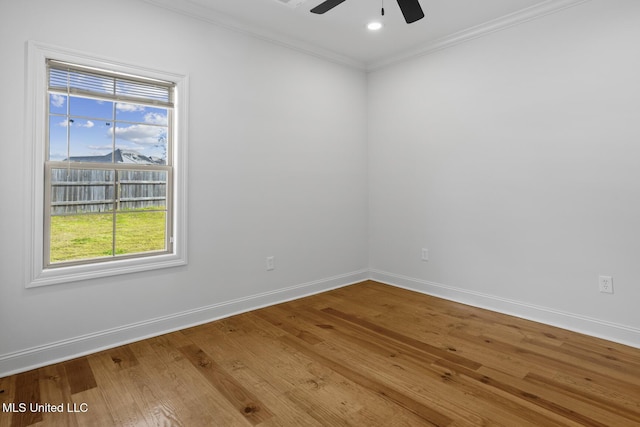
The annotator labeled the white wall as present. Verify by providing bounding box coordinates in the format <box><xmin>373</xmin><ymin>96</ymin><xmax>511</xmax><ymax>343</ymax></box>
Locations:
<box><xmin>0</xmin><ymin>0</ymin><xmax>368</xmax><ymax>375</ymax></box>
<box><xmin>368</xmin><ymin>0</ymin><xmax>640</xmax><ymax>345</ymax></box>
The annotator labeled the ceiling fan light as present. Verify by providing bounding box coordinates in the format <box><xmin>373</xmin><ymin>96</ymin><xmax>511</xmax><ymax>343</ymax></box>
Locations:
<box><xmin>367</xmin><ymin>21</ymin><xmax>383</xmax><ymax>31</ymax></box>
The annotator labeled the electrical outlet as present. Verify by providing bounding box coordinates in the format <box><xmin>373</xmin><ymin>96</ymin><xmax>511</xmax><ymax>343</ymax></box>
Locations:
<box><xmin>421</xmin><ymin>248</ymin><xmax>429</xmax><ymax>262</ymax></box>
<box><xmin>598</xmin><ymin>275</ymin><xmax>613</xmax><ymax>294</ymax></box>
<box><xmin>266</xmin><ymin>256</ymin><xmax>275</xmax><ymax>271</ymax></box>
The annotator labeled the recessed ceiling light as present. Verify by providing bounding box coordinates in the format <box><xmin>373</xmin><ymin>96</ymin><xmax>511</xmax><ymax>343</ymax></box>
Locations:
<box><xmin>367</xmin><ymin>21</ymin><xmax>383</xmax><ymax>31</ymax></box>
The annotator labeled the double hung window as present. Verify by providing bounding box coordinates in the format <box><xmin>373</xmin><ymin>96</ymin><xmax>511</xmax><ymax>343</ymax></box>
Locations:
<box><xmin>26</xmin><ymin>42</ymin><xmax>188</xmax><ymax>287</ymax></box>
<box><xmin>45</xmin><ymin>60</ymin><xmax>175</xmax><ymax>267</ymax></box>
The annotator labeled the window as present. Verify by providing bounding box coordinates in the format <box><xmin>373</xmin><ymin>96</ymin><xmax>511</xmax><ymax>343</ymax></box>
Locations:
<box><xmin>45</xmin><ymin>60</ymin><xmax>174</xmax><ymax>266</ymax></box>
<box><xmin>26</xmin><ymin>42</ymin><xmax>188</xmax><ymax>287</ymax></box>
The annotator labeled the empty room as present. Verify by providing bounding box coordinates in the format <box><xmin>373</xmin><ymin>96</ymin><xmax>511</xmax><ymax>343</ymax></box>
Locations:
<box><xmin>1</xmin><ymin>0</ymin><xmax>639</xmax><ymax>425</ymax></box>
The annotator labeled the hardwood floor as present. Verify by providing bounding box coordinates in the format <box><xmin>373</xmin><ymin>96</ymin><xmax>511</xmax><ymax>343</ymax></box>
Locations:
<box><xmin>2</xmin><ymin>280</ymin><xmax>640</xmax><ymax>426</ymax></box>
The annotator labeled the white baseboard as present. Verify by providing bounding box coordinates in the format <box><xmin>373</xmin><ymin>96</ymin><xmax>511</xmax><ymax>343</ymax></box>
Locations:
<box><xmin>4</xmin><ymin>268</ymin><xmax>637</xmax><ymax>377</ymax></box>
<box><xmin>0</xmin><ymin>269</ymin><xmax>369</xmax><ymax>377</ymax></box>
<box><xmin>370</xmin><ymin>269</ymin><xmax>640</xmax><ymax>350</ymax></box>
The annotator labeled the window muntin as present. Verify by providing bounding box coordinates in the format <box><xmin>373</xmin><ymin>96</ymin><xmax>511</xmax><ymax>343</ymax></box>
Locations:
<box><xmin>45</xmin><ymin>60</ymin><xmax>175</xmax><ymax>268</ymax></box>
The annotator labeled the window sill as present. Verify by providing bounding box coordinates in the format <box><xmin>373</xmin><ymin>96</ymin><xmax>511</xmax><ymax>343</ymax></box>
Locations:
<box><xmin>27</xmin><ymin>252</ymin><xmax>187</xmax><ymax>288</ymax></box>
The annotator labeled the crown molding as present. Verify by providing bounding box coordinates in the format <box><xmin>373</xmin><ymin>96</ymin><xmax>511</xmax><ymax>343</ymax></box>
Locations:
<box><xmin>139</xmin><ymin>0</ymin><xmax>366</xmax><ymax>70</ymax></box>
<box><xmin>140</xmin><ymin>0</ymin><xmax>591</xmax><ymax>73</ymax></box>
<box><xmin>366</xmin><ymin>0</ymin><xmax>592</xmax><ymax>71</ymax></box>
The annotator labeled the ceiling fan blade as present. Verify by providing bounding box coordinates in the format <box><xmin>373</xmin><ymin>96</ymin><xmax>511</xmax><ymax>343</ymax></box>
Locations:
<box><xmin>396</xmin><ymin>0</ymin><xmax>424</xmax><ymax>23</ymax></box>
<box><xmin>310</xmin><ymin>0</ymin><xmax>347</xmax><ymax>14</ymax></box>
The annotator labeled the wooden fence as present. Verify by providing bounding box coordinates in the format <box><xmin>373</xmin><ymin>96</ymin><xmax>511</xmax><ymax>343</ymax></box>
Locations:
<box><xmin>50</xmin><ymin>168</ymin><xmax>167</xmax><ymax>215</ymax></box>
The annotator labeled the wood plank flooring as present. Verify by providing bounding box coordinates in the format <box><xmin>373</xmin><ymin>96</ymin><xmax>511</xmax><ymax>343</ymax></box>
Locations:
<box><xmin>2</xmin><ymin>280</ymin><xmax>640</xmax><ymax>426</ymax></box>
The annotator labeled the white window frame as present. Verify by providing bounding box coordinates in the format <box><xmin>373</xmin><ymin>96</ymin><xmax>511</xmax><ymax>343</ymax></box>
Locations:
<box><xmin>25</xmin><ymin>41</ymin><xmax>188</xmax><ymax>288</ymax></box>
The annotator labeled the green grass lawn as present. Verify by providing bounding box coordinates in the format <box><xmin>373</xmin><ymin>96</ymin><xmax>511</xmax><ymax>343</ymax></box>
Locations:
<box><xmin>50</xmin><ymin>211</ymin><xmax>166</xmax><ymax>263</ymax></box>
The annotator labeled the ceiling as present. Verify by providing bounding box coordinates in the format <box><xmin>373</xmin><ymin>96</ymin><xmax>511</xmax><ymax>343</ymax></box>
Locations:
<box><xmin>143</xmin><ymin>0</ymin><xmax>588</xmax><ymax>70</ymax></box>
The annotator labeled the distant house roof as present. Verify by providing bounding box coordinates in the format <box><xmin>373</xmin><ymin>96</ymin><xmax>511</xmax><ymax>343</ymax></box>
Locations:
<box><xmin>65</xmin><ymin>149</ymin><xmax>164</xmax><ymax>165</ymax></box>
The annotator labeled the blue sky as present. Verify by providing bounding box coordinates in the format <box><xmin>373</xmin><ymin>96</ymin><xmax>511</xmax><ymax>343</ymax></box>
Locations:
<box><xmin>48</xmin><ymin>94</ymin><xmax>168</xmax><ymax>162</ymax></box>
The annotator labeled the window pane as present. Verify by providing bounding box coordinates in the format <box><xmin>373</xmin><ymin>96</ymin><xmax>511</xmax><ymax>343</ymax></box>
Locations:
<box><xmin>48</xmin><ymin>115</ymin><xmax>67</xmax><ymax>161</ymax></box>
<box><xmin>49</xmin><ymin>94</ymin><xmax>67</xmax><ymax>114</ymax></box>
<box><xmin>50</xmin><ymin>213</ymin><xmax>114</xmax><ymax>263</ymax></box>
<box><xmin>115</xmin><ymin>211</ymin><xmax>166</xmax><ymax>255</ymax></box>
<box><xmin>68</xmin><ymin>119</ymin><xmax>114</xmax><ymax>162</ymax></box>
<box><xmin>118</xmin><ymin>170</ymin><xmax>167</xmax><ymax>211</ymax></box>
<box><xmin>69</xmin><ymin>96</ymin><xmax>114</xmax><ymax>120</ymax></box>
<box><xmin>50</xmin><ymin>168</ymin><xmax>115</xmax><ymax>215</ymax></box>
<box><xmin>115</xmin><ymin>102</ymin><xmax>147</xmax><ymax>122</ymax></box>
<box><xmin>114</xmin><ymin>124</ymin><xmax>167</xmax><ymax>165</ymax></box>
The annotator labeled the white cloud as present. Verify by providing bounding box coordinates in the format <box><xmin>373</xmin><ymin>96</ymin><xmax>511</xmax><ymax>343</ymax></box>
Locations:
<box><xmin>50</xmin><ymin>94</ymin><xmax>66</xmax><ymax>108</ymax></box>
<box><xmin>58</xmin><ymin>119</ymin><xmax>95</xmax><ymax>128</ymax></box>
<box><xmin>144</xmin><ymin>112</ymin><xmax>168</xmax><ymax>125</ymax></box>
<box><xmin>116</xmin><ymin>103</ymin><xmax>145</xmax><ymax>112</ymax></box>
<box><xmin>111</xmin><ymin>124</ymin><xmax>166</xmax><ymax>146</ymax></box>
<box><xmin>75</xmin><ymin>120</ymin><xmax>94</xmax><ymax>128</ymax></box>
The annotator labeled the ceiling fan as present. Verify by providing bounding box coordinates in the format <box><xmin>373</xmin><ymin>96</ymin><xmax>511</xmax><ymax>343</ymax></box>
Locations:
<box><xmin>311</xmin><ymin>0</ymin><xmax>425</xmax><ymax>24</ymax></box>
